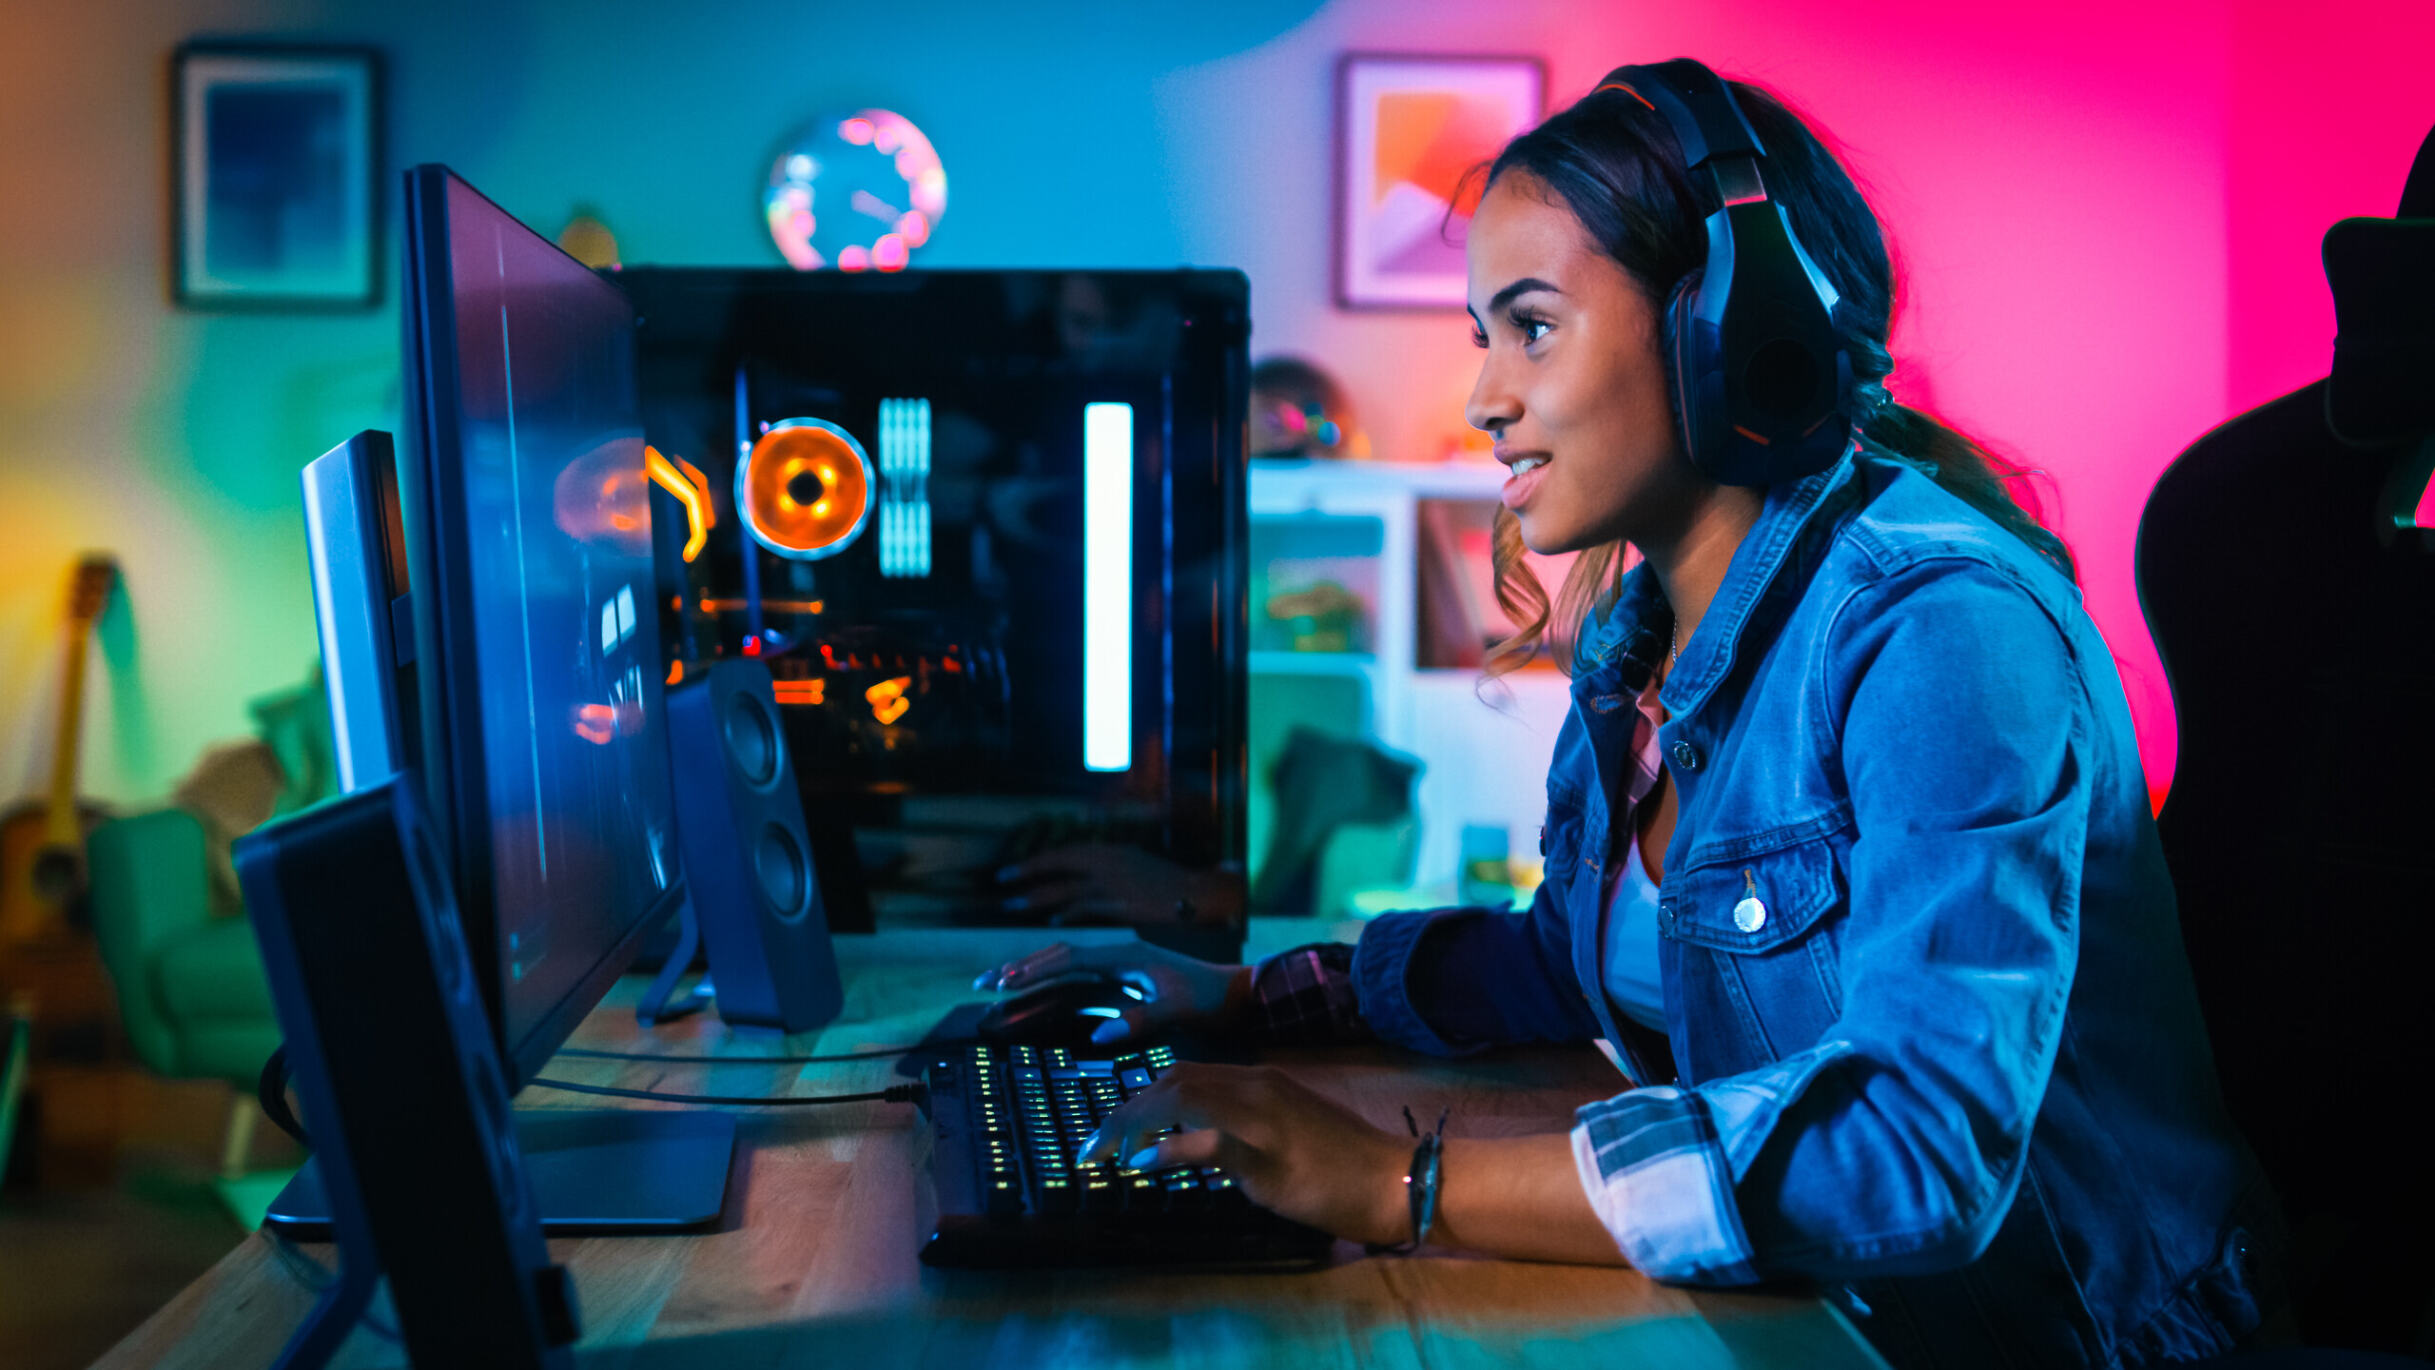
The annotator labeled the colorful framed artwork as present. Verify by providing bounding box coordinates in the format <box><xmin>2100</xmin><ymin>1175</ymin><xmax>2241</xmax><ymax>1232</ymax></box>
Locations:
<box><xmin>1335</xmin><ymin>53</ymin><xmax>1545</xmax><ymax>310</ymax></box>
<box><xmin>174</xmin><ymin>44</ymin><xmax>381</xmax><ymax>309</ymax></box>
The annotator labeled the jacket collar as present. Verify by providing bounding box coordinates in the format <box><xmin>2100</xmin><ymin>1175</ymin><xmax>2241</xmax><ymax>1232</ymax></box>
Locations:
<box><xmin>1573</xmin><ymin>446</ymin><xmax>1860</xmax><ymax>719</ymax></box>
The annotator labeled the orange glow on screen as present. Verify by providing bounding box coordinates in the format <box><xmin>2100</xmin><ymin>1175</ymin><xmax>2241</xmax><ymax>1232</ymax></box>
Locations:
<box><xmin>575</xmin><ymin>703</ymin><xmax>616</xmax><ymax>745</ymax></box>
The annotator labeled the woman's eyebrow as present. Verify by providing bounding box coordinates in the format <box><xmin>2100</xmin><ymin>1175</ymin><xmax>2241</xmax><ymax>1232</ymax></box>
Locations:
<box><xmin>1484</xmin><ymin>277</ymin><xmax>1562</xmax><ymax>314</ymax></box>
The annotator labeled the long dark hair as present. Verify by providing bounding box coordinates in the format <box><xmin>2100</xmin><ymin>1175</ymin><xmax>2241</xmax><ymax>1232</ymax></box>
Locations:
<box><xmin>1480</xmin><ymin>68</ymin><xmax>2075</xmax><ymax>679</ymax></box>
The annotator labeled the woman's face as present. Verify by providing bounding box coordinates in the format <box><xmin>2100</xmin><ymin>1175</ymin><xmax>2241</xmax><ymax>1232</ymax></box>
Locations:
<box><xmin>1464</xmin><ymin>172</ymin><xmax>1697</xmax><ymax>555</ymax></box>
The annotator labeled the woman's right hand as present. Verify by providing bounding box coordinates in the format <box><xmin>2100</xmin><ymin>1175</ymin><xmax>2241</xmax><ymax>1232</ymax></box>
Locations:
<box><xmin>971</xmin><ymin>940</ymin><xmax>1254</xmax><ymax>1046</ymax></box>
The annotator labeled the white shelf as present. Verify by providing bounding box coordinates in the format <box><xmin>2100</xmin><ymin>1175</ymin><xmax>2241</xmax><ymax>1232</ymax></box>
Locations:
<box><xmin>1247</xmin><ymin>460</ymin><xmax>1560</xmax><ymax>898</ymax></box>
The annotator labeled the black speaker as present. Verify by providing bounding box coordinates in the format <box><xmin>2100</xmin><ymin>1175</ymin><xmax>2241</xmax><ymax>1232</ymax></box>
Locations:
<box><xmin>236</xmin><ymin>777</ymin><xmax>578</xmax><ymax>1370</ymax></box>
<box><xmin>667</xmin><ymin>659</ymin><xmax>845</xmax><ymax>1032</ymax></box>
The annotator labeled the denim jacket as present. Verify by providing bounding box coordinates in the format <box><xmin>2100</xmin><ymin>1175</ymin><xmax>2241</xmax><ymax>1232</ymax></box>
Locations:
<box><xmin>1348</xmin><ymin>449</ymin><xmax>2275</xmax><ymax>1368</ymax></box>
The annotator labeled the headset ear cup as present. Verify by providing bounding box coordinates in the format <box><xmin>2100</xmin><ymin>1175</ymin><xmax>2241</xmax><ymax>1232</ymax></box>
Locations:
<box><xmin>1660</xmin><ymin>271</ymin><xmax>1703</xmax><ymax>469</ymax></box>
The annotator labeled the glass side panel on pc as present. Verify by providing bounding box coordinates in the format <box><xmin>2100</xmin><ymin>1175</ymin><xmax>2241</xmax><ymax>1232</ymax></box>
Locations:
<box><xmin>612</xmin><ymin>266</ymin><xmax>1250</xmax><ymax>953</ymax></box>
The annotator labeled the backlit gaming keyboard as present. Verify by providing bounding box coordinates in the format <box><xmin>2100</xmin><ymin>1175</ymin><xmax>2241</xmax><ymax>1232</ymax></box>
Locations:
<box><xmin>917</xmin><ymin>1042</ymin><xmax>1333</xmax><ymax>1267</ymax></box>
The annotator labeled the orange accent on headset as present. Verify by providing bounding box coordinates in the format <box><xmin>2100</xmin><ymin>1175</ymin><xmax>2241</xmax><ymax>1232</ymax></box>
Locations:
<box><xmin>667</xmin><ymin>660</ymin><xmax>684</xmax><ymax>686</ymax></box>
<box><xmin>1594</xmin><ymin>81</ymin><xmax>1657</xmax><ymax>112</ymax></box>
<box><xmin>643</xmin><ymin>445</ymin><xmax>712</xmax><ymax>562</ymax></box>
<box><xmin>743</xmin><ymin>425</ymin><xmax>869</xmax><ymax>557</ymax></box>
<box><xmin>1732</xmin><ymin>424</ymin><xmax>1772</xmax><ymax>445</ymax></box>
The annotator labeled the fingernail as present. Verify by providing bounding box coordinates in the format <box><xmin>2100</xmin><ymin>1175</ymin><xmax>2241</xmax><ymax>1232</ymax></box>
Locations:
<box><xmin>971</xmin><ymin>973</ymin><xmax>994</xmax><ymax>991</ymax></box>
<box><xmin>1076</xmin><ymin>1134</ymin><xmax>1102</xmax><ymax>1165</ymax></box>
<box><xmin>1089</xmin><ymin>1018</ymin><xmax>1131</xmax><ymax>1044</ymax></box>
<box><xmin>1125</xmin><ymin>1147</ymin><xmax>1160</xmax><ymax>1170</ymax></box>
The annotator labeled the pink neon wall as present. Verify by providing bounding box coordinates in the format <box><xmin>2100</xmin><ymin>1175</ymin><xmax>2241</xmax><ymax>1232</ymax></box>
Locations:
<box><xmin>1165</xmin><ymin>0</ymin><xmax>2432</xmax><ymax>808</ymax></box>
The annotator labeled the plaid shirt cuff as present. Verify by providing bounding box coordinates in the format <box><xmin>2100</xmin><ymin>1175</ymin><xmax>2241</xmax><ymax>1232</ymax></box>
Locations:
<box><xmin>1247</xmin><ymin>942</ymin><xmax>1369</xmax><ymax>1045</ymax></box>
<box><xmin>1570</xmin><ymin>1087</ymin><xmax>1760</xmax><ymax>1283</ymax></box>
<box><xmin>1569</xmin><ymin>1040</ymin><xmax>1852</xmax><ymax>1283</ymax></box>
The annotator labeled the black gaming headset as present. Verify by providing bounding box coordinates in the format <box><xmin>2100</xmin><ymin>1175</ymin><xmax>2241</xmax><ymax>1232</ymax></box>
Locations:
<box><xmin>1596</xmin><ymin>60</ymin><xmax>1857</xmax><ymax>487</ymax></box>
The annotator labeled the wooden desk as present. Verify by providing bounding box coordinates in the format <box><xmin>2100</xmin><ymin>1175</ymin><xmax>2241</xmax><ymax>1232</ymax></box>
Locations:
<box><xmin>93</xmin><ymin>928</ymin><xmax>1885</xmax><ymax>1369</ymax></box>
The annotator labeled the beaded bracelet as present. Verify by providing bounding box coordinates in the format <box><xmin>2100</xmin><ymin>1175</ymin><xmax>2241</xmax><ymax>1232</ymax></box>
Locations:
<box><xmin>1365</xmin><ymin>1105</ymin><xmax>1450</xmax><ymax>1256</ymax></box>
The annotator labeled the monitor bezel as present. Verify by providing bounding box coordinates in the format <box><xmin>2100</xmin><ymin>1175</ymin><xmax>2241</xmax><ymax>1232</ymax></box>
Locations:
<box><xmin>400</xmin><ymin>163</ymin><xmax>685</xmax><ymax>1090</ymax></box>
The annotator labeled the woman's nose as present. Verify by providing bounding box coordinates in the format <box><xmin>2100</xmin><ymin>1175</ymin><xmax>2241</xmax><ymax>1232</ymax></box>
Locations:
<box><xmin>1465</xmin><ymin>365</ymin><xmax>1518</xmax><ymax>435</ymax></box>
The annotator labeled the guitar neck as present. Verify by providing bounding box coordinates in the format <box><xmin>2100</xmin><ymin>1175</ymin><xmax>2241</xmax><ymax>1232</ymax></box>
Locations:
<box><xmin>41</xmin><ymin>625</ymin><xmax>93</xmax><ymax>847</ymax></box>
<box><xmin>40</xmin><ymin>560</ymin><xmax>113</xmax><ymax>847</ymax></box>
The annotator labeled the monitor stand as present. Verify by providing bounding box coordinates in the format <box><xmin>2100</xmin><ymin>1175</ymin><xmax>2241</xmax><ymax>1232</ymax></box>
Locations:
<box><xmin>262</xmin><ymin>1109</ymin><xmax>735</xmax><ymax>1237</ymax></box>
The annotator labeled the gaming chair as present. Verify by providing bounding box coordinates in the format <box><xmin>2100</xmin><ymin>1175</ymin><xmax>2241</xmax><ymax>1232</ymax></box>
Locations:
<box><xmin>2137</xmin><ymin>122</ymin><xmax>2435</xmax><ymax>1356</ymax></box>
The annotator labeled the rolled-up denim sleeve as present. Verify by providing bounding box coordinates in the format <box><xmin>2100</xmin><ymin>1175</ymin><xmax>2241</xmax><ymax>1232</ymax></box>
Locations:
<box><xmin>1351</xmin><ymin>870</ymin><xmax>1602</xmax><ymax>1057</ymax></box>
<box><xmin>1568</xmin><ymin>559</ymin><xmax>2088</xmax><ymax>1283</ymax></box>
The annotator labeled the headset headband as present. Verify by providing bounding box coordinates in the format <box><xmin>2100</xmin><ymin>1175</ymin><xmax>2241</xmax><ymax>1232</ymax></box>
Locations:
<box><xmin>1597</xmin><ymin>60</ymin><xmax>1765</xmax><ymax>174</ymax></box>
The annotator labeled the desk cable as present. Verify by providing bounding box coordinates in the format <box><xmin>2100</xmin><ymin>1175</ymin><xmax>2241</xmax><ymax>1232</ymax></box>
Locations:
<box><xmin>257</xmin><ymin>1045</ymin><xmax>925</xmax><ymax>1150</ymax></box>
<box><xmin>552</xmin><ymin>1042</ymin><xmax>963</xmax><ymax>1064</ymax></box>
<box><xmin>522</xmin><ymin>1077</ymin><xmax>924</xmax><ymax>1107</ymax></box>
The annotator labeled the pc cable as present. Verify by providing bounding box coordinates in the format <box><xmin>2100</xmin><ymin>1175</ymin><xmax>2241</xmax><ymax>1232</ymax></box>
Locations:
<box><xmin>552</xmin><ymin>1042</ymin><xmax>966</xmax><ymax>1065</ymax></box>
<box><xmin>1362</xmin><ymin>1105</ymin><xmax>1448</xmax><ymax>1256</ymax></box>
<box><xmin>259</xmin><ymin>1041</ymin><xmax>919</xmax><ymax>1118</ymax></box>
<box><xmin>521</xmin><ymin>1076</ymin><xmax>923</xmax><ymax>1107</ymax></box>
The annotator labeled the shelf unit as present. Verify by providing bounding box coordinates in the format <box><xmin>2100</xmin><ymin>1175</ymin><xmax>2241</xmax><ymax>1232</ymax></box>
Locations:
<box><xmin>1246</xmin><ymin>458</ymin><xmax>1572</xmax><ymax>898</ymax></box>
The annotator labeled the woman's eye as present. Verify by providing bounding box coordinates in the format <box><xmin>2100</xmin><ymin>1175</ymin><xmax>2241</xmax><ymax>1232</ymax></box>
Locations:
<box><xmin>1468</xmin><ymin>327</ymin><xmax>1489</xmax><ymax>349</ymax></box>
<box><xmin>1514</xmin><ymin>315</ymin><xmax>1552</xmax><ymax>344</ymax></box>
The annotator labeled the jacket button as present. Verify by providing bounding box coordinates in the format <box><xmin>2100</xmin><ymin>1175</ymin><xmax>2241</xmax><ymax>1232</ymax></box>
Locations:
<box><xmin>1669</xmin><ymin>740</ymin><xmax>1701</xmax><ymax>771</ymax></box>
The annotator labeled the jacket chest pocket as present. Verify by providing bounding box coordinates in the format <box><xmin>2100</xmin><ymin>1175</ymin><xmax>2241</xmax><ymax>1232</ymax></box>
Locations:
<box><xmin>1660</xmin><ymin>824</ymin><xmax>1850</xmax><ymax>1074</ymax></box>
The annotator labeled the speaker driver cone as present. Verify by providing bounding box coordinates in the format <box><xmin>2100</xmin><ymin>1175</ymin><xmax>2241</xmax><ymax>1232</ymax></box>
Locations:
<box><xmin>755</xmin><ymin>823</ymin><xmax>812</xmax><ymax>922</ymax></box>
<box><xmin>722</xmin><ymin>690</ymin><xmax>781</xmax><ymax>789</ymax></box>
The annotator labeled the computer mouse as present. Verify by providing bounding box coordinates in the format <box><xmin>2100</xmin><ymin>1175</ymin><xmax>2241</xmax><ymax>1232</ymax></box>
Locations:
<box><xmin>973</xmin><ymin>972</ymin><xmax>1144</xmax><ymax>1048</ymax></box>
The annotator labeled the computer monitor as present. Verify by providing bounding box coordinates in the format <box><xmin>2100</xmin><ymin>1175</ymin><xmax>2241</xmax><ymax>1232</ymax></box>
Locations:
<box><xmin>399</xmin><ymin>163</ymin><xmax>687</xmax><ymax>1088</ymax></box>
<box><xmin>302</xmin><ymin>429</ymin><xmax>415</xmax><ymax>796</ymax></box>
<box><xmin>611</xmin><ymin>267</ymin><xmax>1249</xmax><ymax>951</ymax></box>
<box><xmin>273</xmin><ymin>166</ymin><xmax>728</xmax><ymax>1236</ymax></box>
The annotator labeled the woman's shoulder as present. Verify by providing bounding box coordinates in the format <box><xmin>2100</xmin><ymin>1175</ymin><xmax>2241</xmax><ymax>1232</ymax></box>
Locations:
<box><xmin>1821</xmin><ymin>453</ymin><xmax>2080</xmax><ymax>607</ymax></box>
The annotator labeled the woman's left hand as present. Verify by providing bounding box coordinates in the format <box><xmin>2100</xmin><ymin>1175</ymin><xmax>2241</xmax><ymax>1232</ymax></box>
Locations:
<box><xmin>1078</xmin><ymin>1063</ymin><xmax>1414</xmax><ymax>1247</ymax></box>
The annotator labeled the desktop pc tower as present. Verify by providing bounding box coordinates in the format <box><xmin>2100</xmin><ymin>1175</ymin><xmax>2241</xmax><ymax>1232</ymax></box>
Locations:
<box><xmin>615</xmin><ymin>266</ymin><xmax>1251</xmax><ymax>960</ymax></box>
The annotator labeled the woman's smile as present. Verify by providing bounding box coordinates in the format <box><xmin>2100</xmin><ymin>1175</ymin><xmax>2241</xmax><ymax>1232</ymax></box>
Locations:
<box><xmin>1497</xmin><ymin>448</ymin><xmax>1553</xmax><ymax>511</ymax></box>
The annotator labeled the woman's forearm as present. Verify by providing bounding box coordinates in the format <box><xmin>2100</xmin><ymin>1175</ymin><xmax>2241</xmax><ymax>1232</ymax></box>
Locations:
<box><xmin>1430</xmin><ymin>1133</ymin><xmax>1631</xmax><ymax>1265</ymax></box>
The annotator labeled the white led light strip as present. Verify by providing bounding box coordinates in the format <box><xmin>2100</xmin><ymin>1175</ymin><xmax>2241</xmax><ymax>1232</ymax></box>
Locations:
<box><xmin>1083</xmin><ymin>402</ymin><xmax>1132</xmax><ymax>773</ymax></box>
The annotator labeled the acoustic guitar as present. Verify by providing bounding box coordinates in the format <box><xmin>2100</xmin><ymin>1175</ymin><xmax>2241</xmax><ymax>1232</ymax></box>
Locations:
<box><xmin>0</xmin><ymin>556</ymin><xmax>118</xmax><ymax>947</ymax></box>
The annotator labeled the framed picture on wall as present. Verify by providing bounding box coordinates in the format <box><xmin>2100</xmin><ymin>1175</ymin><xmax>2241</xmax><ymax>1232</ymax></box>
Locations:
<box><xmin>1335</xmin><ymin>53</ymin><xmax>1544</xmax><ymax>310</ymax></box>
<box><xmin>173</xmin><ymin>44</ymin><xmax>381</xmax><ymax>309</ymax></box>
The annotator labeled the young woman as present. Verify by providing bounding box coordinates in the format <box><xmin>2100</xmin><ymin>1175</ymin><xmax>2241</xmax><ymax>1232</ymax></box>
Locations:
<box><xmin>978</xmin><ymin>61</ymin><xmax>2274</xmax><ymax>1369</ymax></box>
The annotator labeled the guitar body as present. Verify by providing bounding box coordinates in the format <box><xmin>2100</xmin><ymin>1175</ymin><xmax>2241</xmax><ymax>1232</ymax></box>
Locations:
<box><xmin>0</xmin><ymin>801</ymin><xmax>112</xmax><ymax>942</ymax></box>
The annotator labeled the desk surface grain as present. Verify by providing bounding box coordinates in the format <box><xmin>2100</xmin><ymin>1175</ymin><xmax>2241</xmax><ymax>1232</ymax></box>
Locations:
<box><xmin>91</xmin><ymin>927</ymin><xmax>1885</xmax><ymax>1370</ymax></box>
